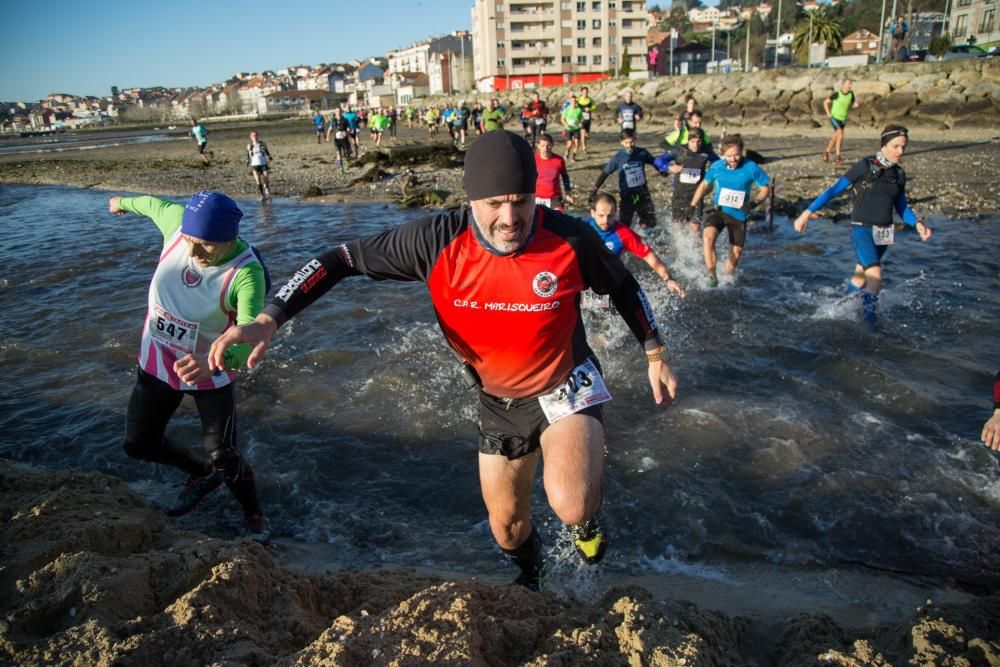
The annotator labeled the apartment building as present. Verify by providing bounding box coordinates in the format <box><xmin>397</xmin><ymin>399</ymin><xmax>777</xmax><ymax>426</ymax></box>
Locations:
<box><xmin>471</xmin><ymin>0</ymin><xmax>649</xmax><ymax>92</ymax></box>
<box><xmin>950</xmin><ymin>0</ymin><xmax>998</xmax><ymax>47</ymax></box>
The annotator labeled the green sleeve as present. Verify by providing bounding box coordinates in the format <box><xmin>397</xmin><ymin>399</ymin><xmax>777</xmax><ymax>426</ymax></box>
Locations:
<box><xmin>119</xmin><ymin>196</ymin><xmax>184</xmax><ymax>242</ymax></box>
<box><xmin>222</xmin><ymin>253</ymin><xmax>266</xmax><ymax>370</ymax></box>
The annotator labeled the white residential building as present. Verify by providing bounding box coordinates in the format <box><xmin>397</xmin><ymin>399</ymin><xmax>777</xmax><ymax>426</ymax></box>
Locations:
<box><xmin>471</xmin><ymin>0</ymin><xmax>649</xmax><ymax>92</ymax></box>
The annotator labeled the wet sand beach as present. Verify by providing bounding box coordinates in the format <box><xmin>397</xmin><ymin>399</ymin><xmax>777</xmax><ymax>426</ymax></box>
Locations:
<box><xmin>1</xmin><ymin>118</ymin><xmax>998</xmax><ymax>219</ymax></box>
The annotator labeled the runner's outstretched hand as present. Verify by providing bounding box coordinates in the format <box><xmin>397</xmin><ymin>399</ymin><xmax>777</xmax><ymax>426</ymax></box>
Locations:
<box><xmin>648</xmin><ymin>360</ymin><xmax>678</xmax><ymax>407</ymax></box>
<box><xmin>982</xmin><ymin>411</ymin><xmax>1000</xmax><ymax>451</ymax></box>
<box><xmin>793</xmin><ymin>210</ymin><xmax>818</xmax><ymax>233</ymax></box>
<box><xmin>915</xmin><ymin>220</ymin><xmax>933</xmax><ymax>241</ymax></box>
<box><xmin>209</xmin><ymin>314</ymin><xmax>279</xmax><ymax>371</ymax></box>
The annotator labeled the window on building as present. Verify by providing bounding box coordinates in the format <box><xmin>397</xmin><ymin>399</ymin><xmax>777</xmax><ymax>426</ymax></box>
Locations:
<box><xmin>592</xmin><ymin>19</ymin><xmax>602</xmax><ymax>28</ymax></box>
<box><xmin>981</xmin><ymin>9</ymin><xmax>995</xmax><ymax>32</ymax></box>
<box><xmin>593</xmin><ymin>55</ymin><xmax>602</xmax><ymax>65</ymax></box>
<box><xmin>577</xmin><ymin>55</ymin><xmax>587</xmax><ymax>65</ymax></box>
<box><xmin>497</xmin><ymin>41</ymin><xmax>506</xmax><ymax>50</ymax></box>
<box><xmin>497</xmin><ymin>23</ymin><xmax>505</xmax><ymax>30</ymax></box>
<box><xmin>562</xmin><ymin>55</ymin><xmax>572</xmax><ymax>63</ymax></box>
<box><xmin>957</xmin><ymin>0</ymin><xmax>970</xmax><ymax>6</ymax></box>
<box><xmin>577</xmin><ymin>37</ymin><xmax>586</xmax><ymax>47</ymax></box>
<box><xmin>561</xmin><ymin>3</ymin><xmax>573</xmax><ymax>9</ymax></box>
<box><xmin>498</xmin><ymin>58</ymin><xmax>506</xmax><ymax>67</ymax></box>
<box><xmin>577</xmin><ymin>19</ymin><xmax>586</xmax><ymax>29</ymax></box>
<box><xmin>593</xmin><ymin>2</ymin><xmax>602</xmax><ymax>10</ymax></box>
<box><xmin>561</xmin><ymin>19</ymin><xmax>572</xmax><ymax>27</ymax></box>
<box><xmin>609</xmin><ymin>54</ymin><xmax>617</xmax><ymax>63</ymax></box>
<box><xmin>576</xmin><ymin>1</ymin><xmax>585</xmax><ymax>11</ymax></box>
<box><xmin>562</xmin><ymin>37</ymin><xmax>573</xmax><ymax>45</ymax></box>
<box><xmin>954</xmin><ymin>14</ymin><xmax>968</xmax><ymax>34</ymax></box>
<box><xmin>592</xmin><ymin>37</ymin><xmax>602</xmax><ymax>47</ymax></box>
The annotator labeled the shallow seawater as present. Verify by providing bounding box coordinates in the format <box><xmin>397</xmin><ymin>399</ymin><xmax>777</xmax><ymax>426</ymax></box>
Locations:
<box><xmin>1</xmin><ymin>183</ymin><xmax>997</xmax><ymax>592</ymax></box>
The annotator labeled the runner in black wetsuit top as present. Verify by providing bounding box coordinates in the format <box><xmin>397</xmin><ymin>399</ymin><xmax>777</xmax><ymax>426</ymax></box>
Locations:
<box><xmin>208</xmin><ymin>131</ymin><xmax>680</xmax><ymax>591</ymax></box>
<box><xmin>794</xmin><ymin>125</ymin><xmax>932</xmax><ymax>326</ymax></box>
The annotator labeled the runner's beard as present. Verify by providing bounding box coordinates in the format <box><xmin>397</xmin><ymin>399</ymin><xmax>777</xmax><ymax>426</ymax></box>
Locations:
<box><xmin>473</xmin><ymin>209</ymin><xmax>534</xmax><ymax>254</ymax></box>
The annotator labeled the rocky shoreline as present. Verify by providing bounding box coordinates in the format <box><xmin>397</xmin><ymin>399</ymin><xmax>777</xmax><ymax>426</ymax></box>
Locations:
<box><xmin>2</xmin><ymin>459</ymin><xmax>998</xmax><ymax>666</ymax></box>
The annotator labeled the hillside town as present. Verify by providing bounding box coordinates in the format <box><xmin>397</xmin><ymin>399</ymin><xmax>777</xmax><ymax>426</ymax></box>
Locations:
<box><xmin>1</xmin><ymin>0</ymin><xmax>994</xmax><ymax>134</ymax></box>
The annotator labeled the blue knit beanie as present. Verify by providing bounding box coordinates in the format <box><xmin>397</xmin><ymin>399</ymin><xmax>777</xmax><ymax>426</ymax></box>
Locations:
<box><xmin>181</xmin><ymin>191</ymin><xmax>242</xmax><ymax>242</ymax></box>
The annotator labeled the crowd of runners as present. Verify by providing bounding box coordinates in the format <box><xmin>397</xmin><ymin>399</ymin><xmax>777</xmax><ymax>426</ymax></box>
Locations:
<box><xmin>138</xmin><ymin>78</ymin><xmax>994</xmax><ymax>592</ymax></box>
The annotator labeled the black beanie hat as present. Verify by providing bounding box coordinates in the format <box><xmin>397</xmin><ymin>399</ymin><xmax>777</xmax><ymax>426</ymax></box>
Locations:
<box><xmin>463</xmin><ymin>130</ymin><xmax>537</xmax><ymax>200</ymax></box>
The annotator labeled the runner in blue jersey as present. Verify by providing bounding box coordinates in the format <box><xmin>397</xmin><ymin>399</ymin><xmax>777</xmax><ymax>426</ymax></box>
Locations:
<box><xmin>590</xmin><ymin>129</ymin><xmax>667</xmax><ymax>229</ymax></box>
<box><xmin>313</xmin><ymin>112</ymin><xmax>326</xmax><ymax>144</ymax></box>
<box><xmin>343</xmin><ymin>106</ymin><xmax>361</xmax><ymax>157</ymax></box>
<box><xmin>190</xmin><ymin>119</ymin><xmax>210</xmax><ymax>165</ymax></box>
<box><xmin>689</xmin><ymin>133</ymin><xmax>770</xmax><ymax>286</ymax></box>
<box><xmin>793</xmin><ymin>125</ymin><xmax>932</xmax><ymax>326</ymax></box>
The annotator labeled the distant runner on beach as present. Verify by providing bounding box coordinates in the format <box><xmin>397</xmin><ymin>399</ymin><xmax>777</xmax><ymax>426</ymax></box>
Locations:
<box><xmin>615</xmin><ymin>90</ymin><xmax>643</xmax><ymax>135</ymax></box>
<box><xmin>577</xmin><ymin>87</ymin><xmax>595</xmax><ymax>154</ymax></box>
<box><xmin>534</xmin><ymin>133</ymin><xmax>574</xmax><ymax>212</ymax></box>
<box><xmin>107</xmin><ymin>191</ymin><xmax>270</xmax><ymax>542</ymax></box>
<box><xmin>190</xmin><ymin>119</ymin><xmax>210</xmax><ymax>165</ymax></box>
<box><xmin>313</xmin><ymin>111</ymin><xmax>326</xmax><ymax>144</ymax></box>
<box><xmin>482</xmin><ymin>98</ymin><xmax>505</xmax><ymax>132</ymax></box>
<box><xmin>246</xmin><ymin>131</ymin><xmax>272</xmax><ymax>200</ymax></box>
<box><xmin>793</xmin><ymin>125</ymin><xmax>932</xmax><ymax>326</ymax></box>
<box><xmin>822</xmin><ymin>78</ymin><xmax>860</xmax><ymax>164</ymax></box>
<box><xmin>208</xmin><ymin>131</ymin><xmax>679</xmax><ymax>591</ymax></box>
<box><xmin>329</xmin><ymin>107</ymin><xmax>352</xmax><ymax>171</ymax></box>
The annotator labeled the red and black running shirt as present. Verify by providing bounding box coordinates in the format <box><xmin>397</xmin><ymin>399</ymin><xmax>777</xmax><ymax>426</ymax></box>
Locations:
<box><xmin>265</xmin><ymin>206</ymin><xmax>662</xmax><ymax>399</ymax></box>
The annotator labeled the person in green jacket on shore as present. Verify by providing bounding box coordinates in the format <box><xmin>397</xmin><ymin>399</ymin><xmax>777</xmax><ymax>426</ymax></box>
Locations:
<box><xmin>823</xmin><ymin>78</ymin><xmax>860</xmax><ymax>164</ymax></box>
<box><xmin>108</xmin><ymin>191</ymin><xmax>271</xmax><ymax>543</ymax></box>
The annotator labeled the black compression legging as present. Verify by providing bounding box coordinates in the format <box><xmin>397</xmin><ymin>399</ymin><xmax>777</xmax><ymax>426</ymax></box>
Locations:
<box><xmin>123</xmin><ymin>367</ymin><xmax>261</xmax><ymax>517</ymax></box>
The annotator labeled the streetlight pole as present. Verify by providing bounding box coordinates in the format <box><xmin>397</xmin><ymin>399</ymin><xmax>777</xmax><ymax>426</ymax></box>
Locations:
<box><xmin>774</xmin><ymin>0</ymin><xmax>783</xmax><ymax>68</ymax></box>
<box><xmin>712</xmin><ymin>19</ymin><xmax>717</xmax><ymax>73</ymax></box>
<box><xmin>460</xmin><ymin>33</ymin><xmax>466</xmax><ymax>96</ymax></box>
<box><xmin>878</xmin><ymin>0</ymin><xmax>888</xmax><ymax>62</ymax></box>
<box><xmin>807</xmin><ymin>11</ymin><xmax>814</xmax><ymax>67</ymax></box>
<box><xmin>538</xmin><ymin>39</ymin><xmax>543</xmax><ymax>89</ymax></box>
<box><xmin>745</xmin><ymin>15</ymin><xmax>752</xmax><ymax>72</ymax></box>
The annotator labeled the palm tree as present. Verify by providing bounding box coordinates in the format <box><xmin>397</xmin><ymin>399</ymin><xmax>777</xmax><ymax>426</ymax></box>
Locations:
<box><xmin>793</xmin><ymin>8</ymin><xmax>844</xmax><ymax>63</ymax></box>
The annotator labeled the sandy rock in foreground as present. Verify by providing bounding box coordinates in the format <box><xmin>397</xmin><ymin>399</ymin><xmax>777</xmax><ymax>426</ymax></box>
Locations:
<box><xmin>1</xmin><ymin>459</ymin><xmax>997</xmax><ymax>666</ymax></box>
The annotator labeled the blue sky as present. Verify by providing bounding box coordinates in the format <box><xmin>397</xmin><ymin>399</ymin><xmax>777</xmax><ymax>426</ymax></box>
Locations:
<box><xmin>1</xmin><ymin>0</ymin><xmax>675</xmax><ymax>102</ymax></box>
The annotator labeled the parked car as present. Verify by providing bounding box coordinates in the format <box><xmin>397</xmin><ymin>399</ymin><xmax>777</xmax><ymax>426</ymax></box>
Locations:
<box><xmin>926</xmin><ymin>44</ymin><xmax>987</xmax><ymax>61</ymax></box>
<box><xmin>905</xmin><ymin>49</ymin><xmax>928</xmax><ymax>62</ymax></box>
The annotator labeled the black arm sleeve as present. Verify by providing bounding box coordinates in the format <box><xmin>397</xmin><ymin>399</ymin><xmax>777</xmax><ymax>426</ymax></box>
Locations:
<box><xmin>569</xmin><ymin>217</ymin><xmax>662</xmax><ymax>351</ymax></box>
<box><xmin>263</xmin><ymin>246</ymin><xmax>362</xmax><ymax>326</ymax></box>
<box><xmin>262</xmin><ymin>211</ymin><xmax>464</xmax><ymax>327</ymax></box>
<box><xmin>609</xmin><ymin>274</ymin><xmax>663</xmax><ymax>352</ymax></box>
